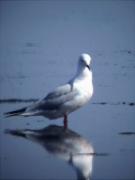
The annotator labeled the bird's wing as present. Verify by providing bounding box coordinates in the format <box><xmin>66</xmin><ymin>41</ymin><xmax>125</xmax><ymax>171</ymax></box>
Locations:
<box><xmin>28</xmin><ymin>83</ymin><xmax>78</xmax><ymax>111</ymax></box>
<box><xmin>44</xmin><ymin>83</ymin><xmax>73</xmax><ymax>100</ymax></box>
<box><xmin>41</xmin><ymin>83</ymin><xmax>78</xmax><ymax>110</ymax></box>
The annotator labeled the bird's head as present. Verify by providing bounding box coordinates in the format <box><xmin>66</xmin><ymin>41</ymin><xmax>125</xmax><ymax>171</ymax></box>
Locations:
<box><xmin>78</xmin><ymin>53</ymin><xmax>92</xmax><ymax>70</ymax></box>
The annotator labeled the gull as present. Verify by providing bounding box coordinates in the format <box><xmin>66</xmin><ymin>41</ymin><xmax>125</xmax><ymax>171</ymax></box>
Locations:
<box><xmin>5</xmin><ymin>53</ymin><xmax>93</xmax><ymax>127</ymax></box>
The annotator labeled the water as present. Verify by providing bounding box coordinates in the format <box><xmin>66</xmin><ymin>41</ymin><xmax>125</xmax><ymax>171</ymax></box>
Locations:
<box><xmin>0</xmin><ymin>1</ymin><xmax>135</xmax><ymax>180</ymax></box>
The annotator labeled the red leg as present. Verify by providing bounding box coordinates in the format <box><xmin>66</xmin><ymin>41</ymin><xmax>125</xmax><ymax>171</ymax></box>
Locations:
<box><xmin>64</xmin><ymin>114</ymin><xmax>68</xmax><ymax>129</ymax></box>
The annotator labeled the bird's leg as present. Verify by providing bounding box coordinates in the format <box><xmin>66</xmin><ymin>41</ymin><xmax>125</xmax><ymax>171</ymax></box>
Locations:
<box><xmin>64</xmin><ymin>114</ymin><xmax>68</xmax><ymax>129</ymax></box>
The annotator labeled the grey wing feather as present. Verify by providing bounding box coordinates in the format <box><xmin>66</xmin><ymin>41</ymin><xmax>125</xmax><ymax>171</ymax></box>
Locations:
<box><xmin>41</xmin><ymin>84</ymin><xmax>77</xmax><ymax>110</ymax></box>
<box><xmin>44</xmin><ymin>84</ymin><xmax>72</xmax><ymax>100</ymax></box>
<box><xmin>28</xmin><ymin>84</ymin><xmax>77</xmax><ymax>111</ymax></box>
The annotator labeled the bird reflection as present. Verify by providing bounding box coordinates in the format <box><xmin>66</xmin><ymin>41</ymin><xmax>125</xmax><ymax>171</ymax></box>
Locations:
<box><xmin>5</xmin><ymin>125</ymin><xmax>94</xmax><ymax>180</ymax></box>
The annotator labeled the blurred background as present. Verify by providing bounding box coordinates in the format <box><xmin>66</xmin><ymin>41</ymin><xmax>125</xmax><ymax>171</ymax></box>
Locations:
<box><xmin>0</xmin><ymin>1</ymin><xmax>135</xmax><ymax>179</ymax></box>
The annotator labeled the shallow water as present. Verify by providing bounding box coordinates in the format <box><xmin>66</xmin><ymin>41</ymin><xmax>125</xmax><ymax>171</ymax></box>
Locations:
<box><xmin>0</xmin><ymin>1</ymin><xmax>135</xmax><ymax>180</ymax></box>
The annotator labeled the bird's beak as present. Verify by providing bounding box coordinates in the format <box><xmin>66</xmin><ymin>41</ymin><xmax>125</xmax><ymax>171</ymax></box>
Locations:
<box><xmin>86</xmin><ymin>65</ymin><xmax>90</xmax><ymax>70</ymax></box>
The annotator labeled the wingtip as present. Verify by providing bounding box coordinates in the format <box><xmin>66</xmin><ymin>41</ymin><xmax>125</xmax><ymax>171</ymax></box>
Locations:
<box><xmin>3</xmin><ymin>107</ymin><xmax>27</xmax><ymax>118</ymax></box>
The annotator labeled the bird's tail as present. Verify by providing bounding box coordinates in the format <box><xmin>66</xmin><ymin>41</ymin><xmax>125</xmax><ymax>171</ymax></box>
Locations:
<box><xmin>4</xmin><ymin>107</ymin><xmax>27</xmax><ymax>117</ymax></box>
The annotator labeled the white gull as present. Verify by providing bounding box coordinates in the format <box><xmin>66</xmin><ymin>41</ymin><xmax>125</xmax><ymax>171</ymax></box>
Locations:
<box><xmin>5</xmin><ymin>53</ymin><xmax>93</xmax><ymax>127</ymax></box>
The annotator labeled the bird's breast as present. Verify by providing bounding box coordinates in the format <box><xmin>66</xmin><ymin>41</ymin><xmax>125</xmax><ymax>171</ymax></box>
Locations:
<box><xmin>74</xmin><ymin>78</ymin><xmax>93</xmax><ymax>98</ymax></box>
<box><xmin>72</xmin><ymin>81</ymin><xmax>93</xmax><ymax>108</ymax></box>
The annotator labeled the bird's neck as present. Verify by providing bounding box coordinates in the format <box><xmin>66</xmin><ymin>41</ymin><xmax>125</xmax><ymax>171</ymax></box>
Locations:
<box><xmin>68</xmin><ymin>66</ymin><xmax>92</xmax><ymax>89</ymax></box>
<box><xmin>76</xmin><ymin>66</ymin><xmax>91</xmax><ymax>79</ymax></box>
